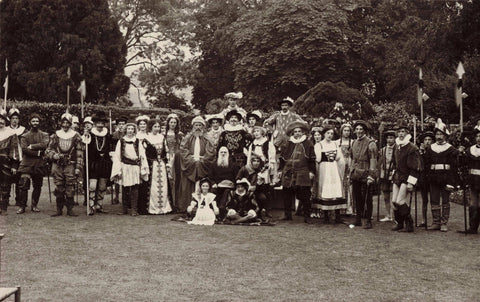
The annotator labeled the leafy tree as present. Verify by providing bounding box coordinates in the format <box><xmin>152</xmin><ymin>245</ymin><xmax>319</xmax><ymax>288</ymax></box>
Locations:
<box><xmin>0</xmin><ymin>0</ymin><xmax>129</xmax><ymax>104</ymax></box>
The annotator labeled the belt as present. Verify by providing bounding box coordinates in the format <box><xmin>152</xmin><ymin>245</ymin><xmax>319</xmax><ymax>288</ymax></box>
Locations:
<box><xmin>430</xmin><ymin>164</ymin><xmax>450</xmax><ymax>170</ymax></box>
<box><xmin>470</xmin><ymin>169</ymin><xmax>480</xmax><ymax>176</ymax></box>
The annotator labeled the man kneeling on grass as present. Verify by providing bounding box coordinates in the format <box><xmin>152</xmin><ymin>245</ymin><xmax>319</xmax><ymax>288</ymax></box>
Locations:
<box><xmin>225</xmin><ymin>178</ymin><xmax>259</xmax><ymax>224</ymax></box>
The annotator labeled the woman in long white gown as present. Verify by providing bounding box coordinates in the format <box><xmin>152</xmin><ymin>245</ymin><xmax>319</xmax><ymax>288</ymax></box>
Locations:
<box><xmin>146</xmin><ymin>120</ymin><xmax>172</xmax><ymax>214</ymax></box>
<box><xmin>315</xmin><ymin>126</ymin><xmax>346</xmax><ymax>223</ymax></box>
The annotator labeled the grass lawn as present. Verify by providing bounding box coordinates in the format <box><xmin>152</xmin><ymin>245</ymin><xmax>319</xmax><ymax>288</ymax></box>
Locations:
<box><xmin>0</xmin><ymin>179</ymin><xmax>479</xmax><ymax>301</ymax></box>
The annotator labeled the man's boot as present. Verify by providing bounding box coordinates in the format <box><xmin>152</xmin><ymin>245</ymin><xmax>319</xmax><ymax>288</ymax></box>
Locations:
<box><xmin>467</xmin><ymin>206</ymin><xmax>479</xmax><ymax>234</ymax></box>
<box><xmin>428</xmin><ymin>205</ymin><xmax>442</xmax><ymax>230</ymax></box>
<box><xmin>51</xmin><ymin>206</ymin><xmax>63</xmax><ymax>217</ymax></box>
<box><xmin>281</xmin><ymin>194</ymin><xmax>292</xmax><ymax>221</ymax></box>
<box><xmin>66</xmin><ymin>197</ymin><xmax>78</xmax><ymax>216</ymax></box>
<box><xmin>51</xmin><ymin>195</ymin><xmax>65</xmax><ymax>217</ymax></box>
<box><xmin>398</xmin><ymin>204</ymin><xmax>414</xmax><ymax>232</ymax></box>
<box><xmin>391</xmin><ymin>209</ymin><xmax>404</xmax><ymax>231</ymax></box>
<box><xmin>363</xmin><ymin>219</ymin><xmax>373</xmax><ymax>229</ymax></box>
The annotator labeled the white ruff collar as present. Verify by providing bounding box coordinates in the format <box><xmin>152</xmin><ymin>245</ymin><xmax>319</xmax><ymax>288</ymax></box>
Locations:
<box><xmin>280</xmin><ymin>111</ymin><xmax>290</xmax><ymax>116</ymax></box>
<box><xmin>10</xmin><ymin>125</ymin><xmax>25</xmax><ymax>135</ymax></box>
<box><xmin>0</xmin><ymin>127</ymin><xmax>15</xmax><ymax>141</ymax></box>
<box><xmin>56</xmin><ymin>129</ymin><xmax>76</xmax><ymax>140</ymax></box>
<box><xmin>224</xmin><ymin>124</ymin><xmax>244</xmax><ymax>131</ymax></box>
<box><xmin>470</xmin><ymin>145</ymin><xmax>480</xmax><ymax>157</ymax></box>
<box><xmin>396</xmin><ymin>134</ymin><xmax>411</xmax><ymax>147</ymax></box>
<box><xmin>431</xmin><ymin>142</ymin><xmax>451</xmax><ymax>153</ymax></box>
<box><xmin>289</xmin><ymin>135</ymin><xmax>306</xmax><ymax>143</ymax></box>
<box><xmin>91</xmin><ymin>128</ymin><xmax>108</xmax><ymax>137</ymax></box>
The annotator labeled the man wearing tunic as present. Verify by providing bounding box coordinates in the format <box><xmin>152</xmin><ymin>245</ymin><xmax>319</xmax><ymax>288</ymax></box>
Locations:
<box><xmin>350</xmin><ymin>120</ymin><xmax>378</xmax><ymax>229</ymax></box>
<box><xmin>417</xmin><ymin>130</ymin><xmax>434</xmax><ymax>227</ymax></box>
<box><xmin>390</xmin><ymin>121</ymin><xmax>422</xmax><ymax>232</ymax></box>
<box><xmin>205</xmin><ymin>113</ymin><xmax>224</xmax><ymax>148</ymax></box>
<box><xmin>263</xmin><ymin>97</ymin><xmax>303</xmax><ymax>150</ymax></box>
<box><xmin>0</xmin><ymin>110</ymin><xmax>18</xmax><ymax>215</ymax></box>
<box><xmin>377</xmin><ymin>130</ymin><xmax>396</xmax><ymax>222</ymax></box>
<box><xmin>111</xmin><ymin>115</ymin><xmax>127</xmax><ymax>205</ymax></box>
<box><xmin>8</xmin><ymin>108</ymin><xmax>25</xmax><ymax>206</ymax></box>
<box><xmin>423</xmin><ymin>119</ymin><xmax>459</xmax><ymax>232</ymax></box>
<box><xmin>279</xmin><ymin>120</ymin><xmax>315</xmax><ymax>223</ymax></box>
<box><xmin>217</xmin><ymin>110</ymin><xmax>251</xmax><ymax>169</ymax></box>
<box><xmin>45</xmin><ymin>113</ymin><xmax>84</xmax><ymax>217</ymax></box>
<box><xmin>463</xmin><ymin>128</ymin><xmax>480</xmax><ymax>233</ymax></box>
<box><xmin>177</xmin><ymin>116</ymin><xmax>216</xmax><ymax>212</ymax></box>
<box><xmin>16</xmin><ymin>113</ymin><xmax>49</xmax><ymax>214</ymax></box>
<box><xmin>85</xmin><ymin>111</ymin><xmax>113</xmax><ymax>215</ymax></box>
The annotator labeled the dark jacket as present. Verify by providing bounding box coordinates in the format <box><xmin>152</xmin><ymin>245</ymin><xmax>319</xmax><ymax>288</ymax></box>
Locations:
<box><xmin>18</xmin><ymin>129</ymin><xmax>50</xmax><ymax>174</ymax></box>
<box><xmin>279</xmin><ymin>137</ymin><xmax>315</xmax><ymax>188</ymax></box>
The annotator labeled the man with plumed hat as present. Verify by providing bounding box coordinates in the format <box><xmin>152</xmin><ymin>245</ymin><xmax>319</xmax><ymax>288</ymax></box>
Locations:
<box><xmin>423</xmin><ymin>119</ymin><xmax>459</xmax><ymax>231</ymax></box>
<box><xmin>84</xmin><ymin>111</ymin><xmax>114</xmax><ymax>214</ymax></box>
<box><xmin>220</xmin><ymin>92</ymin><xmax>247</xmax><ymax>118</ymax></box>
<box><xmin>417</xmin><ymin>130</ymin><xmax>434</xmax><ymax>227</ymax></box>
<box><xmin>376</xmin><ymin>129</ymin><xmax>396</xmax><ymax>222</ymax></box>
<box><xmin>205</xmin><ymin>113</ymin><xmax>224</xmax><ymax>148</ymax></box>
<box><xmin>462</xmin><ymin>128</ymin><xmax>480</xmax><ymax>233</ymax></box>
<box><xmin>350</xmin><ymin>120</ymin><xmax>378</xmax><ymax>229</ymax></box>
<box><xmin>16</xmin><ymin>113</ymin><xmax>50</xmax><ymax>214</ymax></box>
<box><xmin>0</xmin><ymin>109</ymin><xmax>19</xmax><ymax>215</ymax></box>
<box><xmin>279</xmin><ymin>120</ymin><xmax>315</xmax><ymax>222</ymax></box>
<box><xmin>263</xmin><ymin>97</ymin><xmax>304</xmax><ymax>149</ymax></box>
<box><xmin>217</xmin><ymin>109</ymin><xmax>252</xmax><ymax>169</ymax></box>
<box><xmin>45</xmin><ymin>112</ymin><xmax>84</xmax><ymax>217</ymax></box>
<box><xmin>177</xmin><ymin>116</ymin><xmax>216</xmax><ymax>212</ymax></box>
<box><xmin>390</xmin><ymin>121</ymin><xmax>422</xmax><ymax>232</ymax></box>
<box><xmin>8</xmin><ymin>108</ymin><xmax>25</xmax><ymax>207</ymax></box>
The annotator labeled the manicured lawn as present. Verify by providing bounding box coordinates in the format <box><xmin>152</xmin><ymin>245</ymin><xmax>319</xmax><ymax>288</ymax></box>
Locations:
<box><xmin>0</xmin><ymin>180</ymin><xmax>479</xmax><ymax>301</ymax></box>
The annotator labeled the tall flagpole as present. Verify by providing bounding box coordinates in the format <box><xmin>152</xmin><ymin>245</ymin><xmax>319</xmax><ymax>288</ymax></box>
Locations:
<box><xmin>3</xmin><ymin>59</ymin><xmax>8</xmax><ymax>111</ymax></box>
<box><xmin>79</xmin><ymin>65</ymin><xmax>84</xmax><ymax>118</ymax></box>
<box><xmin>456</xmin><ymin>62</ymin><xmax>465</xmax><ymax>132</ymax></box>
<box><xmin>417</xmin><ymin>68</ymin><xmax>424</xmax><ymax>131</ymax></box>
<box><xmin>67</xmin><ymin>67</ymin><xmax>71</xmax><ymax>113</ymax></box>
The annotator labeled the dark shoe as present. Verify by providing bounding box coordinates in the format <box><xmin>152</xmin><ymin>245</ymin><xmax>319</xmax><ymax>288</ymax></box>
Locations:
<box><xmin>405</xmin><ymin>215</ymin><xmax>414</xmax><ymax>232</ymax></box>
<box><xmin>363</xmin><ymin>220</ymin><xmax>373</xmax><ymax>229</ymax></box>
<box><xmin>131</xmin><ymin>211</ymin><xmax>139</xmax><ymax>216</ymax></box>
<box><xmin>51</xmin><ymin>211</ymin><xmax>63</xmax><ymax>217</ymax></box>
<box><xmin>280</xmin><ymin>215</ymin><xmax>292</xmax><ymax>221</ymax></box>
<box><xmin>465</xmin><ymin>228</ymin><xmax>478</xmax><ymax>234</ymax></box>
<box><xmin>392</xmin><ymin>223</ymin><xmax>404</xmax><ymax>231</ymax></box>
<box><xmin>67</xmin><ymin>210</ymin><xmax>78</xmax><ymax>217</ymax></box>
<box><xmin>16</xmin><ymin>208</ymin><xmax>25</xmax><ymax>214</ymax></box>
<box><xmin>428</xmin><ymin>224</ymin><xmax>441</xmax><ymax>231</ymax></box>
<box><xmin>31</xmin><ymin>206</ymin><xmax>40</xmax><ymax>213</ymax></box>
<box><xmin>354</xmin><ymin>219</ymin><xmax>362</xmax><ymax>227</ymax></box>
<box><xmin>304</xmin><ymin>217</ymin><xmax>315</xmax><ymax>224</ymax></box>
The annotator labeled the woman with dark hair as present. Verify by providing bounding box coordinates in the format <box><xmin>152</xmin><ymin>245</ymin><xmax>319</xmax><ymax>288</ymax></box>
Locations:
<box><xmin>145</xmin><ymin>119</ymin><xmax>171</xmax><ymax>214</ymax></box>
<box><xmin>335</xmin><ymin>123</ymin><xmax>354</xmax><ymax>214</ymax></box>
<box><xmin>313</xmin><ymin>126</ymin><xmax>346</xmax><ymax>223</ymax></box>
<box><xmin>164</xmin><ymin>113</ymin><xmax>184</xmax><ymax>211</ymax></box>
<box><xmin>135</xmin><ymin>115</ymin><xmax>150</xmax><ymax>215</ymax></box>
<box><xmin>310</xmin><ymin>126</ymin><xmax>323</xmax><ymax>218</ymax></box>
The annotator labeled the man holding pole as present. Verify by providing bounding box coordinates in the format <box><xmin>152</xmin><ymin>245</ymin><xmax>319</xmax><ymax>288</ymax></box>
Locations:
<box><xmin>390</xmin><ymin>121</ymin><xmax>422</xmax><ymax>232</ymax></box>
<box><xmin>45</xmin><ymin>112</ymin><xmax>84</xmax><ymax>217</ymax></box>
<box><xmin>350</xmin><ymin>120</ymin><xmax>378</xmax><ymax>229</ymax></box>
<box><xmin>16</xmin><ymin>113</ymin><xmax>49</xmax><ymax>214</ymax></box>
<box><xmin>8</xmin><ymin>108</ymin><xmax>25</xmax><ymax>207</ymax></box>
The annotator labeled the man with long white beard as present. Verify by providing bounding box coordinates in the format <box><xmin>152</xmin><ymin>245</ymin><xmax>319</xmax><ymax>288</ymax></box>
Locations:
<box><xmin>16</xmin><ymin>113</ymin><xmax>50</xmax><ymax>214</ymax></box>
<box><xmin>390</xmin><ymin>121</ymin><xmax>422</xmax><ymax>232</ymax></box>
<box><xmin>211</xmin><ymin>146</ymin><xmax>237</xmax><ymax>218</ymax></box>
<box><xmin>177</xmin><ymin>116</ymin><xmax>216</xmax><ymax>212</ymax></box>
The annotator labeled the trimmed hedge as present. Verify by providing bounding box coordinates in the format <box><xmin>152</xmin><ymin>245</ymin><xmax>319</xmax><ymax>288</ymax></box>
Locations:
<box><xmin>5</xmin><ymin>100</ymin><xmax>193</xmax><ymax>133</ymax></box>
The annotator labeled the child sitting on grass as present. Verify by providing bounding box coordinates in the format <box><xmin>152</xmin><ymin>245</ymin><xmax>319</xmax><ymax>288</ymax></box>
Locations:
<box><xmin>187</xmin><ymin>178</ymin><xmax>219</xmax><ymax>225</ymax></box>
<box><xmin>225</xmin><ymin>178</ymin><xmax>259</xmax><ymax>224</ymax></box>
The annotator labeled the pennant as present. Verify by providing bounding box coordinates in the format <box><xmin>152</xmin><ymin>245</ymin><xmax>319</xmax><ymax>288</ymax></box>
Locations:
<box><xmin>455</xmin><ymin>62</ymin><xmax>464</xmax><ymax>107</ymax></box>
<box><xmin>417</xmin><ymin>68</ymin><xmax>423</xmax><ymax>106</ymax></box>
<box><xmin>77</xmin><ymin>79</ymin><xmax>86</xmax><ymax>100</ymax></box>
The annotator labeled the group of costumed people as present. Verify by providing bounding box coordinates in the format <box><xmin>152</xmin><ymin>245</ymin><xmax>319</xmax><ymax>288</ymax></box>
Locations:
<box><xmin>1</xmin><ymin>92</ymin><xmax>480</xmax><ymax>234</ymax></box>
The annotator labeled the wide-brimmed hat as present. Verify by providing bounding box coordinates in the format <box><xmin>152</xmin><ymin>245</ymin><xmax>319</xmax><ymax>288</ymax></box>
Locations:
<box><xmin>418</xmin><ymin>131</ymin><xmax>434</xmax><ymax>142</ymax></box>
<box><xmin>286</xmin><ymin>120</ymin><xmax>309</xmax><ymax>136</ymax></box>
<box><xmin>433</xmin><ymin>118</ymin><xmax>450</xmax><ymax>136</ymax></box>
<box><xmin>383</xmin><ymin>129</ymin><xmax>396</xmax><ymax>138</ymax></box>
<box><xmin>236</xmin><ymin>178</ymin><xmax>251</xmax><ymax>189</ymax></box>
<box><xmin>92</xmin><ymin>111</ymin><xmax>108</xmax><ymax>123</ymax></box>
<box><xmin>60</xmin><ymin>112</ymin><xmax>73</xmax><ymax>124</ymax></box>
<box><xmin>352</xmin><ymin>120</ymin><xmax>371</xmax><ymax>132</ymax></box>
<box><xmin>224</xmin><ymin>92</ymin><xmax>243</xmax><ymax>99</ymax></box>
<box><xmin>395</xmin><ymin>120</ymin><xmax>410</xmax><ymax>132</ymax></box>
<box><xmin>225</xmin><ymin>109</ymin><xmax>244</xmax><ymax>122</ymax></box>
<box><xmin>83</xmin><ymin>116</ymin><xmax>93</xmax><ymax>125</ymax></box>
<box><xmin>278</xmin><ymin>96</ymin><xmax>294</xmax><ymax>107</ymax></box>
<box><xmin>246</xmin><ymin>110</ymin><xmax>262</xmax><ymax>121</ymax></box>
<box><xmin>205</xmin><ymin>113</ymin><xmax>224</xmax><ymax>124</ymax></box>
<box><xmin>8</xmin><ymin>108</ymin><xmax>20</xmax><ymax>118</ymax></box>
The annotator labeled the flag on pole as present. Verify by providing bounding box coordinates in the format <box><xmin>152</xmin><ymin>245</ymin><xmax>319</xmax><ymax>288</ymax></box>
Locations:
<box><xmin>77</xmin><ymin>79</ymin><xmax>86</xmax><ymax>101</ymax></box>
<box><xmin>455</xmin><ymin>62</ymin><xmax>465</xmax><ymax>107</ymax></box>
<box><xmin>3</xmin><ymin>59</ymin><xmax>8</xmax><ymax>111</ymax></box>
<box><xmin>417</xmin><ymin>68</ymin><xmax>423</xmax><ymax>106</ymax></box>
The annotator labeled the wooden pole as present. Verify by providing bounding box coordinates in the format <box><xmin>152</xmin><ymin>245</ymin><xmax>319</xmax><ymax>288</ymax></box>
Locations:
<box><xmin>66</xmin><ymin>67</ymin><xmax>71</xmax><ymax>113</ymax></box>
<box><xmin>420</xmin><ymin>99</ymin><xmax>424</xmax><ymax>131</ymax></box>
